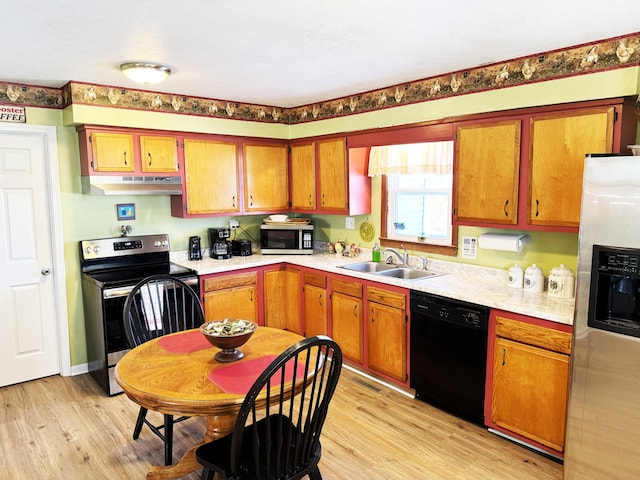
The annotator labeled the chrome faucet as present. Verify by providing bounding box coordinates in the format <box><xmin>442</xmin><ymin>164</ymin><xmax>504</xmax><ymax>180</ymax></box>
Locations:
<box><xmin>382</xmin><ymin>245</ymin><xmax>409</xmax><ymax>267</ymax></box>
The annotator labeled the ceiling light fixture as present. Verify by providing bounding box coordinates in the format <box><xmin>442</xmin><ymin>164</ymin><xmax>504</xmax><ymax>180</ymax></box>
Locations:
<box><xmin>120</xmin><ymin>62</ymin><xmax>171</xmax><ymax>85</ymax></box>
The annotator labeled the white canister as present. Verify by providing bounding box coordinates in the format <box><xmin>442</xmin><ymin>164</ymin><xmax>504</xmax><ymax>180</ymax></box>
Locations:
<box><xmin>507</xmin><ymin>264</ymin><xmax>524</xmax><ymax>288</ymax></box>
<box><xmin>548</xmin><ymin>264</ymin><xmax>575</xmax><ymax>298</ymax></box>
<box><xmin>524</xmin><ymin>264</ymin><xmax>545</xmax><ymax>293</ymax></box>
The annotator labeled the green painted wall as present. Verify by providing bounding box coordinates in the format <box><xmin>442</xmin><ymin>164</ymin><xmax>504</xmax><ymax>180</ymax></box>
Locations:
<box><xmin>24</xmin><ymin>67</ymin><xmax>640</xmax><ymax>367</ymax></box>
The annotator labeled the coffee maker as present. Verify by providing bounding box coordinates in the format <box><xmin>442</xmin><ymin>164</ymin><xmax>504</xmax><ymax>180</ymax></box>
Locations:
<box><xmin>208</xmin><ymin>228</ymin><xmax>232</xmax><ymax>260</ymax></box>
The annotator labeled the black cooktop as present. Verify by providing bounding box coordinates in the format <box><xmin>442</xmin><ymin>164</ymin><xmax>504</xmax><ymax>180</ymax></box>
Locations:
<box><xmin>82</xmin><ymin>262</ymin><xmax>196</xmax><ymax>289</ymax></box>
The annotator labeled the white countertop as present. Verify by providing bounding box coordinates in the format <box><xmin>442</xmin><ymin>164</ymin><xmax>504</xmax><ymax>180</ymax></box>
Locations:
<box><xmin>172</xmin><ymin>251</ymin><xmax>575</xmax><ymax>326</ymax></box>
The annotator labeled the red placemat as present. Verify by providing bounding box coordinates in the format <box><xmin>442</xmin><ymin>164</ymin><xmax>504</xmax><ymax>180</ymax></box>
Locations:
<box><xmin>208</xmin><ymin>355</ymin><xmax>306</xmax><ymax>394</ymax></box>
<box><xmin>157</xmin><ymin>330</ymin><xmax>212</xmax><ymax>353</ymax></box>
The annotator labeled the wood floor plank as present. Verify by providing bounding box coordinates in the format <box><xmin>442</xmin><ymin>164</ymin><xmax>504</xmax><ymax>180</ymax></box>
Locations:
<box><xmin>0</xmin><ymin>372</ymin><xmax>561</xmax><ymax>479</ymax></box>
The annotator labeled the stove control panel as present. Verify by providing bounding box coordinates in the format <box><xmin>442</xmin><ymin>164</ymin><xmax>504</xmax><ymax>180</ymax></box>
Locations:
<box><xmin>81</xmin><ymin>234</ymin><xmax>170</xmax><ymax>260</ymax></box>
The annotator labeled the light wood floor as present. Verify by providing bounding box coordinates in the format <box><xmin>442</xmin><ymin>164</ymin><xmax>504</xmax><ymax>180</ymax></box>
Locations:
<box><xmin>0</xmin><ymin>371</ymin><xmax>562</xmax><ymax>479</ymax></box>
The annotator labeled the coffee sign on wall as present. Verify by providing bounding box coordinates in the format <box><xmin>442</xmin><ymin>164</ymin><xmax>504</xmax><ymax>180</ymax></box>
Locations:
<box><xmin>0</xmin><ymin>105</ymin><xmax>26</xmax><ymax>123</ymax></box>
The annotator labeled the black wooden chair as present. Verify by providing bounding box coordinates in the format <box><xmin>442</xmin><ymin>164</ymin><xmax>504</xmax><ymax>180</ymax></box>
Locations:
<box><xmin>195</xmin><ymin>336</ymin><xmax>342</xmax><ymax>480</ymax></box>
<box><xmin>122</xmin><ymin>274</ymin><xmax>205</xmax><ymax>466</ymax></box>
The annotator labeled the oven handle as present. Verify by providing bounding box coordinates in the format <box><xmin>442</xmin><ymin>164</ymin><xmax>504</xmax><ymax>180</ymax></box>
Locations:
<box><xmin>103</xmin><ymin>276</ymin><xmax>199</xmax><ymax>299</ymax></box>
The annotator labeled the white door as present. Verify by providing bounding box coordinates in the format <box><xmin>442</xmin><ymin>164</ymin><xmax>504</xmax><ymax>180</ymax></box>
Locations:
<box><xmin>0</xmin><ymin>124</ymin><xmax>66</xmax><ymax>387</ymax></box>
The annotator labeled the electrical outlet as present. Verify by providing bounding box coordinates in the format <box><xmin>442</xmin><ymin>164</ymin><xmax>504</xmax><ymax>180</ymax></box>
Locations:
<box><xmin>229</xmin><ymin>220</ymin><xmax>239</xmax><ymax>230</ymax></box>
<box><xmin>345</xmin><ymin>217</ymin><xmax>355</xmax><ymax>230</ymax></box>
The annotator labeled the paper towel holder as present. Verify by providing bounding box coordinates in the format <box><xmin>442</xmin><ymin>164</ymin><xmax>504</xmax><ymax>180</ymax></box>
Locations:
<box><xmin>478</xmin><ymin>233</ymin><xmax>532</xmax><ymax>252</ymax></box>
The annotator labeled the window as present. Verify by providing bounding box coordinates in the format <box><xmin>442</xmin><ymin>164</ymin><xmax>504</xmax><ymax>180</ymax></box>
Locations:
<box><xmin>369</xmin><ymin>141</ymin><xmax>457</xmax><ymax>255</ymax></box>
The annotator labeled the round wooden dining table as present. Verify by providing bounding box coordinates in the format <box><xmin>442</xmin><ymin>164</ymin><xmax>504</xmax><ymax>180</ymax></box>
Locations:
<box><xmin>115</xmin><ymin>326</ymin><xmax>304</xmax><ymax>480</ymax></box>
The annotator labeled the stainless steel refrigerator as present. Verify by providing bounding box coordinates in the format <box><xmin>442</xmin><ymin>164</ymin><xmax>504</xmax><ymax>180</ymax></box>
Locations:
<box><xmin>564</xmin><ymin>154</ymin><xmax>640</xmax><ymax>479</ymax></box>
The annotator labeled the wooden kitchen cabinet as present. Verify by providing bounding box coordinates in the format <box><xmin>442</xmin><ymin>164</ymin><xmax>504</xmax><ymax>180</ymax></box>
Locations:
<box><xmin>202</xmin><ymin>271</ymin><xmax>258</xmax><ymax>323</ymax></box>
<box><xmin>243</xmin><ymin>143</ymin><xmax>289</xmax><ymax>213</ymax></box>
<box><xmin>172</xmin><ymin>138</ymin><xmax>241</xmax><ymax>216</ymax></box>
<box><xmin>330</xmin><ymin>277</ymin><xmax>364</xmax><ymax>364</ymax></box>
<box><xmin>454</xmin><ymin>119</ymin><xmax>521</xmax><ymax>224</ymax></box>
<box><xmin>488</xmin><ymin>311</ymin><xmax>572</xmax><ymax>454</ymax></box>
<box><xmin>79</xmin><ymin>129</ymin><xmax>135</xmax><ymax>173</ymax></box>
<box><xmin>528</xmin><ymin>107</ymin><xmax>614</xmax><ymax>227</ymax></box>
<box><xmin>316</xmin><ymin>138</ymin><xmax>371</xmax><ymax>215</ymax></box>
<box><xmin>366</xmin><ymin>286</ymin><xmax>407</xmax><ymax>382</ymax></box>
<box><xmin>290</xmin><ymin>142</ymin><xmax>317</xmax><ymax>211</ymax></box>
<box><xmin>263</xmin><ymin>266</ymin><xmax>302</xmax><ymax>334</ymax></box>
<box><xmin>139</xmin><ymin>135</ymin><xmax>179</xmax><ymax>173</ymax></box>
<box><xmin>303</xmin><ymin>271</ymin><xmax>327</xmax><ymax>337</ymax></box>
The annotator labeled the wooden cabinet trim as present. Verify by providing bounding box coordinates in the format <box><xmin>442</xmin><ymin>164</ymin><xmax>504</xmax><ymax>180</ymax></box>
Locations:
<box><xmin>203</xmin><ymin>271</ymin><xmax>258</xmax><ymax>292</ymax></box>
<box><xmin>366</xmin><ymin>286</ymin><xmax>405</xmax><ymax>310</ymax></box>
<box><xmin>304</xmin><ymin>272</ymin><xmax>326</xmax><ymax>289</ymax></box>
<box><xmin>330</xmin><ymin>278</ymin><xmax>363</xmax><ymax>298</ymax></box>
<box><xmin>495</xmin><ymin>315</ymin><xmax>572</xmax><ymax>355</ymax></box>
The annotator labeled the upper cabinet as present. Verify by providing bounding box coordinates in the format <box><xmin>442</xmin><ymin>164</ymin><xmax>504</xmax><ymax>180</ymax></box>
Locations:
<box><xmin>453</xmin><ymin>97</ymin><xmax>637</xmax><ymax>232</ymax></box>
<box><xmin>290</xmin><ymin>142</ymin><xmax>317</xmax><ymax>211</ymax></box>
<box><xmin>290</xmin><ymin>137</ymin><xmax>371</xmax><ymax>215</ymax></box>
<box><xmin>454</xmin><ymin>120</ymin><xmax>521</xmax><ymax>225</ymax></box>
<box><xmin>77</xmin><ymin>126</ymin><xmax>180</xmax><ymax>176</ymax></box>
<box><xmin>139</xmin><ymin>135</ymin><xmax>179</xmax><ymax>173</ymax></box>
<box><xmin>528</xmin><ymin>107</ymin><xmax>614</xmax><ymax>227</ymax></box>
<box><xmin>171</xmin><ymin>137</ymin><xmax>241</xmax><ymax>217</ymax></box>
<box><xmin>243</xmin><ymin>142</ymin><xmax>289</xmax><ymax>213</ymax></box>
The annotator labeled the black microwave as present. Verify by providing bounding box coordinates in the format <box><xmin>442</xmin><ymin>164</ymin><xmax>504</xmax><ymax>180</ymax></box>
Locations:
<box><xmin>260</xmin><ymin>224</ymin><xmax>314</xmax><ymax>254</ymax></box>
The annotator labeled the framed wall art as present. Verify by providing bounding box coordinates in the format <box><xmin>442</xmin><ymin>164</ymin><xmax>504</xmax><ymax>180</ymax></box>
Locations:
<box><xmin>116</xmin><ymin>203</ymin><xmax>135</xmax><ymax>221</ymax></box>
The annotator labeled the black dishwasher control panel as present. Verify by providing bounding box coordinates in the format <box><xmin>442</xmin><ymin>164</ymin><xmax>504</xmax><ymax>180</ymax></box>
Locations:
<box><xmin>410</xmin><ymin>291</ymin><xmax>488</xmax><ymax>330</ymax></box>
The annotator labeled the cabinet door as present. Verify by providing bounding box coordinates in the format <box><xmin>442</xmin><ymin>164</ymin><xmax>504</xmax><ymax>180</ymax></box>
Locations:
<box><xmin>331</xmin><ymin>291</ymin><xmax>363</xmax><ymax>363</ymax></box>
<box><xmin>204</xmin><ymin>285</ymin><xmax>258</xmax><ymax>323</ymax></box>
<box><xmin>184</xmin><ymin>139</ymin><xmax>240</xmax><ymax>215</ymax></box>
<box><xmin>318</xmin><ymin>138</ymin><xmax>348</xmax><ymax>212</ymax></box>
<box><xmin>368</xmin><ymin>302</ymin><xmax>406</xmax><ymax>382</ymax></box>
<box><xmin>263</xmin><ymin>268</ymin><xmax>302</xmax><ymax>334</ymax></box>
<box><xmin>243</xmin><ymin>144</ymin><xmax>289</xmax><ymax>212</ymax></box>
<box><xmin>455</xmin><ymin>120</ymin><xmax>520</xmax><ymax>224</ymax></box>
<box><xmin>304</xmin><ymin>284</ymin><xmax>327</xmax><ymax>337</ymax></box>
<box><xmin>140</xmin><ymin>135</ymin><xmax>179</xmax><ymax>173</ymax></box>
<box><xmin>529</xmin><ymin>107</ymin><xmax>614</xmax><ymax>227</ymax></box>
<box><xmin>90</xmin><ymin>132</ymin><xmax>135</xmax><ymax>172</ymax></box>
<box><xmin>492</xmin><ymin>337</ymin><xmax>570</xmax><ymax>452</ymax></box>
<box><xmin>290</xmin><ymin>142</ymin><xmax>317</xmax><ymax>211</ymax></box>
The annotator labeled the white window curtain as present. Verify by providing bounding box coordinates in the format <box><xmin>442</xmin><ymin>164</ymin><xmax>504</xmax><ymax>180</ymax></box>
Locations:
<box><xmin>368</xmin><ymin>141</ymin><xmax>453</xmax><ymax>176</ymax></box>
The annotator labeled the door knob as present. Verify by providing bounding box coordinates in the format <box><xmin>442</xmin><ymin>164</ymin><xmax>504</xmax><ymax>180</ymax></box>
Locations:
<box><xmin>41</xmin><ymin>268</ymin><xmax>51</xmax><ymax>275</ymax></box>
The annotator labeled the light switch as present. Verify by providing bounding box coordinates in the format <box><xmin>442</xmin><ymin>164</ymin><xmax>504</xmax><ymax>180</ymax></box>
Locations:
<box><xmin>345</xmin><ymin>217</ymin><xmax>355</xmax><ymax>230</ymax></box>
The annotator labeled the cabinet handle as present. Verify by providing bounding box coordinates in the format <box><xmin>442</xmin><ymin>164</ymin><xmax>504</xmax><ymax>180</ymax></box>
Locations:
<box><xmin>308</xmin><ymin>194</ymin><xmax>312</xmax><ymax>206</ymax></box>
<box><xmin>232</xmin><ymin>195</ymin><xmax>236</xmax><ymax>208</ymax></box>
<box><xmin>322</xmin><ymin>193</ymin><xmax>325</xmax><ymax>206</ymax></box>
<box><xmin>147</xmin><ymin>152</ymin><xmax>153</xmax><ymax>167</ymax></box>
<box><xmin>318</xmin><ymin>293</ymin><xmax>323</xmax><ymax>306</ymax></box>
<box><xmin>502</xmin><ymin>348</ymin><xmax>507</xmax><ymax>366</ymax></box>
<box><xmin>250</xmin><ymin>194</ymin><xmax>254</xmax><ymax>207</ymax></box>
<box><xmin>249</xmin><ymin>290</ymin><xmax>253</xmax><ymax>302</ymax></box>
<box><xmin>371</xmin><ymin>307</ymin><xmax>375</xmax><ymax>323</ymax></box>
<box><xmin>535</xmin><ymin>199</ymin><xmax>540</xmax><ymax>217</ymax></box>
<box><xmin>353</xmin><ymin>304</ymin><xmax>358</xmax><ymax>318</ymax></box>
<box><xmin>123</xmin><ymin>151</ymin><xmax>128</xmax><ymax>166</ymax></box>
<box><xmin>503</xmin><ymin>199</ymin><xmax>509</xmax><ymax>217</ymax></box>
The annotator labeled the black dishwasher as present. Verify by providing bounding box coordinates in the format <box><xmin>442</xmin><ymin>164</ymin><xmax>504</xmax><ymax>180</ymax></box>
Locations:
<box><xmin>410</xmin><ymin>290</ymin><xmax>489</xmax><ymax>425</ymax></box>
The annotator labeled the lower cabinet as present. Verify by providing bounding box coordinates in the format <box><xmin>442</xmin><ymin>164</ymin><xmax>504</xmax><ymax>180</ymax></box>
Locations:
<box><xmin>487</xmin><ymin>310</ymin><xmax>572</xmax><ymax>455</ymax></box>
<box><xmin>303</xmin><ymin>271</ymin><xmax>328</xmax><ymax>337</ymax></box>
<box><xmin>330</xmin><ymin>278</ymin><xmax>364</xmax><ymax>364</ymax></box>
<box><xmin>367</xmin><ymin>286</ymin><xmax>407</xmax><ymax>383</ymax></box>
<box><xmin>202</xmin><ymin>271</ymin><xmax>258</xmax><ymax>323</ymax></box>
<box><xmin>263</xmin><ymin>266</ymin><xmax>302</xmax><ymax>335</ymax></box>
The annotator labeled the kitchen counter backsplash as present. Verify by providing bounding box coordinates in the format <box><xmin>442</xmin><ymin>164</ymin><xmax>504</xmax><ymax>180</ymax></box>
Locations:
<box><xmin>171</xmin><ymin>250</ymin><xmax>574</xmax><ymax>326</ymax></box>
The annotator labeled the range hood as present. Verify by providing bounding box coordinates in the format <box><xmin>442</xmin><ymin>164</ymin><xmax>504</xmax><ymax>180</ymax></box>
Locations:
<box><xmin>81</xmin><ymin>175</ymin><xmax>183</xmax><ymax>195</ymax></box>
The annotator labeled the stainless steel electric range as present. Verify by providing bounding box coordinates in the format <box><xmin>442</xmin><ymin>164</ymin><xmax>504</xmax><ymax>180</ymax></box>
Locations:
<box><xmin>80</xmin><ymin>234</ymin><xmax>198</xmax><ymax>396</ymax></box>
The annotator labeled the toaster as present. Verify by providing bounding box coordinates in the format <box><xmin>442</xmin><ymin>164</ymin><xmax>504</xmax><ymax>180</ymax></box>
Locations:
<box><xmin>232</xmin><ymin>239</ymin><xmax>252</xmax><ymax>256</ymax></box>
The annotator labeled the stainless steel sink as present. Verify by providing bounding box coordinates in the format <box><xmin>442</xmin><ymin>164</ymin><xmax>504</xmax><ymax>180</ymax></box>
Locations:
<box><xmin>340</xmin><ymin>262</ymin><xmax>443</xmax><ymax>282</ymax></box>
<box><xmin>376</xmin><ymin>268</ymin><xmax>442</xmax><ymax>281</ymax></box>
<box><xmin>340</xmin><ymin>262</ymin><xmax>398</xmax><ymax>273</ymax></box>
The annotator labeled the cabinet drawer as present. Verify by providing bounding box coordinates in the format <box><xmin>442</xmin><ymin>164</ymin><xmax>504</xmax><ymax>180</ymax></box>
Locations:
<box><xmin>330</xmin><ymin>278</ymin><xmax>362</xmax><ymax>298</ymax></box>
<box><xmin>495</xmin><ymin>316</ymin><xmax>572</xmax><ymax>354</ymax></box>
<box><xmin>203</xmin><ymin>272</ymin><xmax>257</xmax><ymax>292</ymax></box>
<box><xmin>304</xmin><ymin>272</ymin><xmax>326</xmax><ymax>289</ymax></box>
<box><xmin>367</xmin><ymin>286</ymin><xmax>405</xmax><ymax>310</ymax></box>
